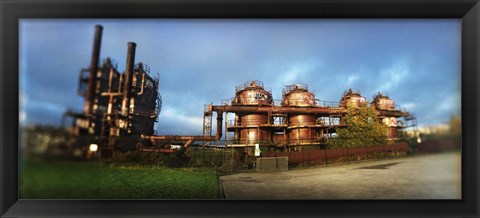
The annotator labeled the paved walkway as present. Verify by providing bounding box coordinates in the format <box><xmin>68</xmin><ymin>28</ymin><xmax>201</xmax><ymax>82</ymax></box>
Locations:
<box><xmin>220</xmin><ymin>152</ymin><xmax>461</xmax><ymax>199</ymax></box>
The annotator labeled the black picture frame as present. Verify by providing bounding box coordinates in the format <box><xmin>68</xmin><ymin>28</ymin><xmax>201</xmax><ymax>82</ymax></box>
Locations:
<box><xmin>1</xmin><ymin>0</ymin><xmax>478</xmax><ymax>217</ymax></box>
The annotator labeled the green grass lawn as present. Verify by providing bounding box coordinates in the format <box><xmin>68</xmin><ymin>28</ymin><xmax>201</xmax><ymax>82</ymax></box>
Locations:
<box><xmin>19</xmin><ymin>159</ymin><xmax>219</xmax><ymax>199</ymax></box>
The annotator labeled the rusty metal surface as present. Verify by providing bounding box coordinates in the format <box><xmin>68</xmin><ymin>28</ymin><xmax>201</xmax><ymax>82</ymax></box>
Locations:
<box><xmin>240</xmin><ymin>114</ymin><xmax>268</xmax><ymax>126</ymax></box>
<box><xmin>288</xmin><ymin>114</ymin><xmax>316</xmax><ymax>126</ymax></box>
<box><xmin>236</xmin><ymin>111</ymin><xmax>271</xmax><ymax>143</ymax></box>
<box><xmin>212</xmin><ymin>105</ymin><xmax>342</xmax><ymax>115</ymax></box>
<box><xmin>286</xmin><ymin>115</ymin><xmax>318</xmax><ymax>143</ymax></box>
<box><xmin>387</xmin><ymin>127</ymin><xmax>398</xmax><ymax>138</ymax></box>
<box><xmin>211</xmin><ymin>82</ymin><xmax>409</xmax><ymax>147</ymax></box>
<box><xmin>239</xmin><ymin>128</ymin><xmax>271</xmax><ymax>144</ymax></box>
<box><xmin>212</xmin><ymin>105</ymin><xmax>406</xmax><ymax>118</ymax></box>
<box><xmin>371</xmin><ymin>92</ymin><xmax>396</xmax><ymax>110</ymax></box>
<box><xmin>281</xmin><ymin>84</ymin><xmax>316</xmax><ymax>107</ymax></box>
<box><xmin>339</xmin><ymin>89</ymin><xmax>366</xmax><ymax>108</ymax></box>
<box><xmin>377</xmin><ymin>109</ymin><xmax>408</xmax><ymax>117</ymax></box>
<box><xmin>216</xmin><ymin>112</ymin><xmax>223</xmax><ymax>140</ymax></box>
<box><xmin>232</xmin><ymin>81</ymin><xmax>272</xmax><ymax>105</ymax></box>
<box><xmin>287</xmin><ymin>128</ymin><xmax>317</xmax><ymax>145</ymax></box>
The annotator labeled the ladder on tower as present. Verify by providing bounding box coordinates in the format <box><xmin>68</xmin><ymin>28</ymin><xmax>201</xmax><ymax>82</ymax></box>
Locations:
<box><xmin>203</xmin><ymin>104</ymin><xmax>213</xmax><ymax>147</ymax></box>
<box><xmin>202</xmin><ymin>104</ymin><xmax>213</xmax><ymax>163</ymax></box>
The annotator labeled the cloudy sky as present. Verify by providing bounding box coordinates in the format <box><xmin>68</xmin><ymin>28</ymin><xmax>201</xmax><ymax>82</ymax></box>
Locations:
<box><xmin>20</xmin><ymin>19</ymin><xmax>461</xmax><ymax>135</ymax></box>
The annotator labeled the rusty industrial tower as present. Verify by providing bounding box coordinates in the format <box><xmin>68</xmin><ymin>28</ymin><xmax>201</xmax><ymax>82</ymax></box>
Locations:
<box><xmin>64</xmin><ymin>25</ymin><xmax>413</xmax><ymax>159</ymax></box>
<box><xmin>64</xmin><ymin>25</ymin><xmax>161</xmax><ymax>158</ymax></box>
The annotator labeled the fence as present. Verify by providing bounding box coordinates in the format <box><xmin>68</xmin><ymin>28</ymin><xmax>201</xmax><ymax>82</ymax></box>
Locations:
<box><xmin>184</xmin><ymin>141</ymin><xmax>411</xmax><ymax>170</ymax></box>
<box><xmin>187</xmin><ymin>146</ymin><xmax>233</xmax><ymax>167</ymax></box>
<box><xmin>103</xmin><ymin>137</ymin><xmax>460</xmax><ymax>170</ymax></box>
<box><xmin>260</xmin><ymin>141</ymin><xmax>410</xmax><ymax>167</ymax></box>
<box><xmin>416</xmin><ymin>137</ymin><xmax>461</xmax><ymax>153</ymax></box>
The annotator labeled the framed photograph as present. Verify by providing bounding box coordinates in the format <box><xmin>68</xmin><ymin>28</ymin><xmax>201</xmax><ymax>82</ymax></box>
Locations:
<box><xmin>1</xmin><ymin>0</ymin><xmax>479</xmax><ymax>217</ymax></box>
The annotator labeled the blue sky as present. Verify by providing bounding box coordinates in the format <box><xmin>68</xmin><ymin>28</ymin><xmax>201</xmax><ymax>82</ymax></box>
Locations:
<box><xmin>19</xmin><ymin>19</ymin><xmax>461</xmax><ymax>135</ymax></box>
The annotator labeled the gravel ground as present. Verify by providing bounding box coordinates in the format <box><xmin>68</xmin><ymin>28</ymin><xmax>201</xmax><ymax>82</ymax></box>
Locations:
<box><xmin>220</xmin><ymin>152</ymin><xmax>461</xmax><ymax>199</ymax></box>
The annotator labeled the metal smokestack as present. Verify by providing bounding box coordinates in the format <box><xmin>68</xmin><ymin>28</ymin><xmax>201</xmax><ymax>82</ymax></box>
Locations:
<box><xmin>122</xmin><ymin>42</ymin><xmax>136</xmax><ymax>117</ymax></box>
<box><xmin>84</xmin><ymin>25</ymin><xmax>103</xmax><ymax>114</ymax></box>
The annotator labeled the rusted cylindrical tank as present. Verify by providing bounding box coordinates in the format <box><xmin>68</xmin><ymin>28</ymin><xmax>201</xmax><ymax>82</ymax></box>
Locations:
<box><xmin>239</xmin><ymin>114</ymin><xmax>269</xmax><ymax>143</ymax></box>
<box><xmin>371</xmin><ymin>92</ymin><xmax>395</xmax><ymax>110</ymax></box>
<box><xmin>232</xmin><ymin>80</ymin><xmax>272</xmax><ymax>144</ymax></box>
<box><xmin>381</xmin><ymin>117</ymin><xmax>398</xmax><ymax>139</ymax></box>
<box><xmin>387</xmin><ymin>127</ymin><xmax>398</xmax><ymax>138</ymax></box>
<box><xmin>240</xmin><ymin>128</ymin><xmax>270</xmax><ymax>144</ymax></box>
<box><xmin>240</xmin><ymin>114</ymin><xmax>268</xmax><ymax>126</ymax></box>
<box><xmin>282</xmin><ymin>84</ymin><xmax>318</xmax><ymax>145</ymax></box>
<box><xmin>339</xmin><ymin>89</ymin><xmax>366</xmax><ymax>108</ymax></box>
<box><xmin>287</xmin><ymin>115</ymin><xmax>317</xmax><ymax>145</ymax></box>
<box><xmin>232</xmin><ymin>80</ymin><xmax>272</xmax><ymax>106</ymax></box>
<box><xmin>281</xmin><ymin>83</ymin><xmax>316</xmax><ymax>107</ymax></box>
<box><xmin>373</xmin><ymin>93</ymin><xmax>398</xmax><ymax>140</ymax></box>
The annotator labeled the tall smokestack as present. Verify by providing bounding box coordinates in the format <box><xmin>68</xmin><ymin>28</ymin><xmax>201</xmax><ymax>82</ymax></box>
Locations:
<box><xmin>122</xmin><ymin>42</ymin><xmax>136</xmax><ymax>117</ymax></box>
<box><xmin>84</xmin><ymin>25</ymin><xmax>103</xmax><ymax>114</ymax></box>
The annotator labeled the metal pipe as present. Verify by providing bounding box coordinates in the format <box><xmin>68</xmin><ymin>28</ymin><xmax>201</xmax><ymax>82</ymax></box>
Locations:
<box><xmin>212</xmin><ymin>105</ymin><xmax>340</xmax><ymax>115</ymax></box>
<box><xmin>122</xmin><ymin>42</ymin><xmax>136</xmax><ymax>117</ymax></box>
<box><xmin>106</xmin><ymin>68</ymin><xmax>114</xmax><ymax>115</ymax></box>
<box><xmin>225</xmin><ymin>112</ymin><xmax>228</xmax><ymax>150</ymax></box>
<box><xmin>141</xmin><ymin>135</ymin><xmax>216</xmax><ymax>141</ymax></box>
<box><xmin>84</xmin><ymin>25</ymin><xmax>103</xmax><ymax>114</ymax></box>
<box><xmin>139</xmin><ymin>104</ymin><xmax>406</xmax><ymax>153</ymax></box>
<box><xmin>140</xmin><ymin>110</ymin><xmax>223</xmax><ymax>151</ymax></box>
<box><xmin>210</xmin><ymin>105</ymin><xmax>407</xmax><ymax>117</ymax></box>
<box><xmin>118</xmin><ymin>74</ymin><xmax>123</xmax><ymax>94</ymax></box>
<box><xmin>183</xmin><ymin>139</ymin><xmax>194</xmax><ymax>149</ymax></box>
<box><xmin>137</xmin><ymin>73</ymin><xmax>145</xmax><ymax>95</ymax></box>
<box><xmin>216</xmin><ymin>112</ymin><xmax>223</xmax><ymax>141</ymax></box>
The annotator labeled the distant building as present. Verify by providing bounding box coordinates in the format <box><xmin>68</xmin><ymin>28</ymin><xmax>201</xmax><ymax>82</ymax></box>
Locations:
<box><xmin>404</xmin><ymin>124</ymin><xmax>450</xmax><ymax>138</ymax></box>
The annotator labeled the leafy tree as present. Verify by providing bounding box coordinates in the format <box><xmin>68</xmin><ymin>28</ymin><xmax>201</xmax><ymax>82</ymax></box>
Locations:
<box><xmin>330</xmin><ymin>105</ymin><xmax>388</xmax><ymax>148</ymax></box>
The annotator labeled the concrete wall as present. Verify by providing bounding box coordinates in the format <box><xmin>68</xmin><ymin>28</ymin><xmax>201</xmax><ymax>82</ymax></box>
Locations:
<box><xmin>256</xmin><ymin>157</ymin><xmax>288</xmax><ymax>172</ymax></box>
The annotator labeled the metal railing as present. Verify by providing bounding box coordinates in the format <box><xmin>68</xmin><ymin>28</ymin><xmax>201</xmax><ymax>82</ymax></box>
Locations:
<box><xmin>136</xmin><ymin>63</ymin><xmax>150</xmax><ymax>75</ymax></box>
<box><xmin>235</xmin><ymin>80</ymin><xmax>265</xmax><ymax>92</ymax></box>
<box><xmin>282</xmin><ymin>83</ymin><xmax>309</xmax><ymax>96</ymax></box>
<box><xmin>317</xmin><ymin>100</ymin><xmax>340</xmax><ymax>107</ymax></box>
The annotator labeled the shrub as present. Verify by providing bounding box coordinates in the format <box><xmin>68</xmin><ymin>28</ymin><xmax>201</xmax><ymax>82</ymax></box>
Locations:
<box><xmin>106</xmin><ymin>151</ymin><xmax>187</xmax><ymax>167</ymax></box>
